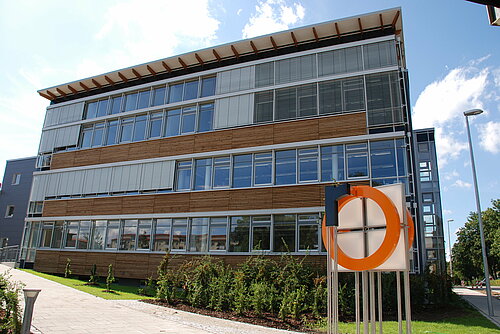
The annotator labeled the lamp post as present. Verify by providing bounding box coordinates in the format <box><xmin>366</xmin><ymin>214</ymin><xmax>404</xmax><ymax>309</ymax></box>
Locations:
<box><xmin>447</xmin><ymin>219</ymin><xmax>454</xmax><ymax>277</ymax></box>
<box><xmin>464</xmin><ymin>108</ymin><xmax>494</xmax><ymax>316</ymax></box>
<box><xmin>21</xmin><ymin>289</ymin><xmax>41</xmax><ymax>334</ymax></box>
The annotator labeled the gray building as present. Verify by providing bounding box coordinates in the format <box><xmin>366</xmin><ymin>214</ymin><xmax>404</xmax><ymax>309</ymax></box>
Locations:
<box><xmin>0</xmin><ymin>157</ymin><xmax>37</xmax><ymax>247</ymax></box>
<box><xmin>413</xmin><ymin>128</ymin><xmax>446</xmax><ymax>273</ymax></box>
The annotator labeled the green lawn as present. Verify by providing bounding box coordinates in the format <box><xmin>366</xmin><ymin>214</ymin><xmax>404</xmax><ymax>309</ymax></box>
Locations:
<box><xmin>21</xmin><ymin>269</ymin><xmax>154</xmax><ymax>300</ymax></box>
<box><xmin>491</xmin><ymin>279</ymin><xmax>500</xmax><ymax>286</ymax></box>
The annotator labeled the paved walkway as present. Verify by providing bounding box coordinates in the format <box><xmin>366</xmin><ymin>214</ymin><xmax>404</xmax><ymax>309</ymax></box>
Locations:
<box><xmin>453</xmin><ymin>287</ymin><xmax>500</xmax><ymax>328</ymax></box>
<box><xmin>0</xmin><ymin>264</ymin><xmax>300</xmax><ymax>334</ymax></box>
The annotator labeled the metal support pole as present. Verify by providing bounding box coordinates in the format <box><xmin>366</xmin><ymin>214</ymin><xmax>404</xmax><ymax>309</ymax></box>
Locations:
<box><xmin>362</xmin><ymin>271</ymin><xmax>369</xmax><ymax>334</ymax></box>
<box><xmin>333</xmin><ymin>227</ymin><xmax>339</xmax><ymax>334</ymax></box>
<box><xmin>355</xmin><ymin>272</ymin><xmax>360</xmax><ymax>334</ymax></box>
<box><xmin>327</xmin><ymin>227</ymin><xmax>332</xmax><ymax>334</ymax></box>
<box><xmin>377</xmin><ymin>272</ymin><xmax>382</xmax><ymax>334</ymax></box>
<box><xmin>447</xmin><ymin>219</ymin><xmax>454</xmax><ymax>277</ymax></box>
<box><xmin>369</xmin><ymin>272</ymin><xmax>376</xmax><ymax>334</ymax></box>
<box><xmin>21</xmin><ymin>289</ymin><xmax>41</xmax><ymax>334</ymax></box>
<box><xmin>396</xmin><ymin>271</ymin><xmax>402</xmax><ymax>334</ymax></box>
<box><xmin>465</xmin><ymin>114</ymin><xmax>494</xmax><ymax>316</ymax></box>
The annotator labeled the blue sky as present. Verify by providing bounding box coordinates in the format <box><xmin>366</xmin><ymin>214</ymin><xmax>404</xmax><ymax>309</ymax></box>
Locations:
<box><xmin>0</xmin><ymin>0</ymin><xmax>498</xmax><ymax>254</ymax></box>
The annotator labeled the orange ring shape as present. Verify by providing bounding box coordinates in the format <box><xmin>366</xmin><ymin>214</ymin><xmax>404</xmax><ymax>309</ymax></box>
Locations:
<box><xmin>321</xmin><ymin>186</ymin><xmax>401</xmax><ymax>271</ymax></box>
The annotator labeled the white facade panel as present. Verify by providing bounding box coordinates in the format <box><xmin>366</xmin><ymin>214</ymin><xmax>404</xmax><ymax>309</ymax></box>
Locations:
<box><xmin>214</xmin><ymin>98</ymin><xmax>230</xmax><ymax>129</ymax></box>
<box><xmin>217</xmin><ymin>66</ymin><xmax>255</xmax><ymax>94</ymax></box>
<box><xmin>45</xmin><ymin>173</ymin><xmax>60</xmax><ymax>197</ymax></box>
<box><xmin>39</xmin><ymin>129</ymin><xmax>57</xmax><ymax>153</ymax></box>
<box><xmin>161</xmin><ymin>160</ymin><xmax>175</xmax><ymax>189</ymax></box>
<box><xmin>30</xmin><ymin>175</ymin><xmax>48</xmax><ymax>202</ymax></box>
<box><xmin>214</xmin><ymin>94</ymin><xmax>254</xmax><ymax>129</ymax></box>
<box><xmin>45</xmin><ymin>102</ymin><xmax>84</xmax><ymax>127</ymax></box>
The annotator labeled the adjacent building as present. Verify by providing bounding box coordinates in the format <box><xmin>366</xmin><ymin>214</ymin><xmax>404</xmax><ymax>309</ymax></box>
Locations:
<box><xmin>20</xmin><ymin>8</ymin><xmax>439</xmax><ymax>278</ymax></box>
<box><xmin>0</xmin><ymin>157</ymin><xmax>37</xmax><ymax>247</ymax></box>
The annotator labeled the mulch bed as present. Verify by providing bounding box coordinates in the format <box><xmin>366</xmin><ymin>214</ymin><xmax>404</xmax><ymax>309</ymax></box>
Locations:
<box><xmin>142</xmin><ymin>299</ymin><xmax>321</xmax><ymax>333</ymax></box>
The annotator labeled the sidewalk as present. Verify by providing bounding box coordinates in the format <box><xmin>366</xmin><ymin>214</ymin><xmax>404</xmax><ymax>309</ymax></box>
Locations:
<box><xmin>0</xmin><ymin>264</ymin><xmax>300</xmax><ymax>334</ymax></box>
<box><xmin>453</xmin><ymin>287</ymin><xmax>500</xmax><ymax>328</ymax></box>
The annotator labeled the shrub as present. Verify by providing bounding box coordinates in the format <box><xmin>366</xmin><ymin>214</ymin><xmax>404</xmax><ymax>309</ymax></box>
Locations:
<box><xmin>0</xmin><ymin>270</ymin><xmax>23</xmax><ymax>334</ymax></box>
<box><xmin>105</xmin><ymin>264</ymin><xmax>115</xmax><ymax>292</ymax></box>
<box><xmin>64</xmin><ymin>258</ymin><xmax>72</xmax><ymax>278</ymax></box>
<box><xmin>87</xmin><ymin>264</ymin><xmax>98</xmax><ymax>285</ymax></box>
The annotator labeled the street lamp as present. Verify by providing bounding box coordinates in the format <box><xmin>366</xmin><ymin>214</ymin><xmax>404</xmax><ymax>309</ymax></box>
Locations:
<box><xmin>21</xmin><ymin>289</ymin><xmax>41</xmax><ymax>334</ymax></box>
<box><xmin>447</xmin><ymin>219</ymin><xmax>454</xmax><ymax>277</ymax></box>
<box><xmin>464</xmin><ymin>108</ymin><xmax>494</xmax><ymax>316</ymax></box>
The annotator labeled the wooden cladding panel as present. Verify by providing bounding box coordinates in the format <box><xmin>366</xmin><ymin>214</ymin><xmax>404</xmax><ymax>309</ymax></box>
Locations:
<box><xmin>34</xmin><ymin>250</ymin><xmax>327</xmax><ymax>279</ymax></box>
<box><xmin>42</xmin><ymin>184</ymin><xmax>323</xmax><ymax>217</ymax></box>
<box><xmin>50</xmin><ymin>113</ymin><xmax>367</xmax><ymax>170</ymax></box>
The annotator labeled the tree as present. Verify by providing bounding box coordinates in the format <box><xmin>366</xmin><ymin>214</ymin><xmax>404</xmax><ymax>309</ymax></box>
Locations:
<box><xmin>452</xmin><ymin>199</ymin><xmax>499</xmax><ymax>281</ymax></box>
<box><xmin>105</xmin><ymin>264</ymin><xmax>115</xmax><ymax>292</ymax></box>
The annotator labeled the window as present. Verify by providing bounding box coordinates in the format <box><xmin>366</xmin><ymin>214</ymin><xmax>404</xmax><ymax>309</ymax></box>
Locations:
<box><xmin>297</xmin><ymin>85</ymin><xmax>317</xmax><ymax>117</ymax></box>
<box><xmin>11</xmin><ymin>173</ymin><xmax>21</xmax><ymax>185</ymax></box>
<box><xmin>318</xmin><ymin>46</ymin><xmax>362</xmax><ymax>76</ymax></box>
<box><xmin>136</xmin><ymin>220</ymin><xmax>151</xmax><ymax>250</ymax></box>
<box><xmin>418</xmin><ymin>143</ymin><xmax>429</xmax><ymax>152</ymax></box>
<box><xmin>197</xmin><ymin>103</ymin><xmax>214</xmax><ymax>132</ymax></box>
<box><xmin>276</xmin><ymin>54</ymin><xmax>316</xmax><ymax>84</ymax></box>
<box><xmin>298</xmin><ymin>214</ymin><xmax>319</xmax><ymax>251</ymax></box>
<box><xmin>319</xmin><ymin>80</ymin><xmax>342</xmax><ymax>115</ymax></box>
<box><xmin>275</xmin><ymin>87</ymin><xmax>297</xmax><ymax>120</ymax></box>
<box><xmin>181</xmin><ymin>106</ymin><xmax>196</xmax><ymax>134</ymax></box>
<box><xmin>133</xmin><ymin>115</ymin><xmax>147</xmax><ymax>141</ymax></box>
<box><xmin>105</xmin><ymin>221</ymin><xmax>120</xmax><ymax>249</ymax></box>
<box><xmin>229</xmin><ymin>216</ymin><xmax>250</xmax><ymax>252</ymax></box>
<box><xmin>189</xmin><ymin>218</ymin><xmax>209</xmax><ymax>252</ymax></box>
<box><xmin>172</xmin><ymin>219</ymin><xmax>187</xmax><ymax>250</ymax></box>
<box><xmin>154</xmin><ymin>219</ymin><xmax>171</xmax><ymax>252</ymax></box>
<box><xmin>92</xmin><ymin>123</ymin><xmax>105</xmax><ymax>147</ymax></box>
<box><xmin>252</xmin><ymin>216</ymin><xmax>271</xmax><ymax>251</ymax></box>
<box><xmin>96</xmin><ymin>99</ymin><xmax>109</xmax><ymax>118</ymax></box>
<box><xmin>176</xmin><ymin>161</ymin><xmax>192</xmax><ymax>191</ymax></box>
<box><xmin>85</xmin><ymin>101</ymin><xmax>98</xmax><ymax>119</ymax></box>
<box><xmin>273</xmin><ymin>214</ymin><xmax>296</xmax><ymax>252</ymax></box>
<box><xmin>396</xmin><ymin>139</ymin><xmax>407</xmax><ymax>177</ymax></box>
<box><xmin>363</xmin><ymin>41</ymin><xmax>397</xmax><ymax>70</ymax></box>
<box><xmin>51</xmin><ymin>221</ymin><xmax>64</xmax><ymax>249</ymax></box>
<box><xmin>423</xmin><ymin>204</ymin><xmax>434</xmax><ymax>214</ymax></box>
<box><xmin>40</xmin><ymin>222</ymin><xmax>54</xmax><ymax>248</ymax></box>
<box><xmin>91</xmin><ymin>221</ymin><xmax>106</xmax><ymax>250</ymax></box>
<box><xmin>194</xmin><ymin>158</ymin><xmax>212</xmax><ymax>190</ymax></box>
<box><xmin>165</xmin><ymin>109</ymin><xmax>181</xmax><ymax>137</ymax></box>
<box><xmin>275</xmin><ymin>150</ymin><xmax>296</xmax><ymax>185</ymax></box>
<box><xmin>183</xmin><ymin>81</ymin><xmax>199</xmax><ymax>101</ymax></box>
<box><xmin>233</xmin><ymin>154</ymin><xmax>252</xmax><ymax>188</ymax></box>
<box><xmin>346</xmin><ymin>143</ymin><xmax>368</xmax><ymax>178</ymax></box>
<box><xmin>255</xmin><ymin>62</ymin><xmax>274</xmax><ymax>87</ymax></box>
<box><xmin>106</xmin><ymin>120</ymin><xmax>119</xmax><ymax>145</ymax></box>
<box><xmin>255</xmin><ymin>91</ymin><xmax>273</xmax><ymax>123</ymax></box>
<box><xmin>152</xmin><ymin>86</ymin><xmax>167</xmax><ymax>106</ymax></box>
<box><xmin>200</xmin><ymin>77</ymin><xmax>216</xmax><ymax>97</ymax></box>
<box><xmin>422</xmin><ymin>193</ymin><xmax>434</xmax><ymax>203</ymax></box>
<box><xmin>110</xmin><ymin>96</ymin><xmax>123</xmax><ymax>115</ymax></box>
<box><xmin>343</xmin><ymin>78</ymin><xmax>365</xmax><ymax>111</ymax></box>
<box><xmin>254</xmin><ymin>152</ymin><xmax>272</xmax><ymax>185</ymax></box>
<box><xmin>366</xmin><ymin>72</ymin><xmax>402</xmax><ymax>126</ymax></box>
<box><xmin>119</xmin><ymin>118</ymin><xmax>134</xmax><ymax>143</ymax></box>
<box><xmin>77</xmin><ymin>221</ymin><xmax>90</xmax><ymax>249</ymax></box>
<box><xmin>419</xmin><ymin>161</ymin><xmax>432</xmax><ymax>181</ymax></box>
<box><xmin>213</xmin><ymin>156</ymin><xmax>230</xmax><ymax>188</ymax></box>
<box><xmin>5</xmin><ymin>205</ymin><xmax>14</xmax><ymax>218</ymax></box>
<box><xmin>370</xmin><ymin>140</ymin><xmax>396</xmax><ymax>178</ymax></box>
<box><xmin>149</xmin><ymin>112</ymin><xmax>163</xmax><ymax>139</ymax></box>
<box><xmin>210</xmin><ymin>217</ymin><xmax>227</xmax><ymax>251</ymax></box>
<box><xmin>137</xmin><ymin>90</ymin><xmax>151</xmax><ymax>109</ymax></box>
<box><xmin>298</xmin><ymin>148</ymin><xmax>318</xmax><ymax>182</ymax></box>
<box><xmin>120</xmin><ymin>220</ymin><xmax>138</xmax><ymax>250</ymax></box>
<box><xmin>321</xmin><ymin>145</ymin><xmax>344</xmax><ymax>182</ymax></box>
<box><xmin>168</xmin><ymin>83</ymin><xmax>184</xmax><ymax>103</ymax></box>
<box><xmin>80</xmin><ymin>125</ymin><xmax>93</xmax><ymax>148</ymax></box>
<box><xmin>28</xmin><ymin>201</ymin><xmax>44</xmax><ymax>215</ymax></box>
<box><xmin>124</xmin><ymin>92</ymin><xmax>138</xmax><ymax>112</ymax></box>
<box><xmin>65</xmin><ymin>221</ymin><xmax>79</xmax><ymax>248</ymax></box>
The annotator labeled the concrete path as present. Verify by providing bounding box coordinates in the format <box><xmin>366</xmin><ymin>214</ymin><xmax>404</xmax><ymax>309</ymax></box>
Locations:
<box><xmin>454</xmin><ymin>287</ymin><xmax>500</xmax><ymax>328</ymax></box>
<box><xmin>0</xmin><ymin>264</ymin><xmax>301</xmax><ymax>334</ymax></box>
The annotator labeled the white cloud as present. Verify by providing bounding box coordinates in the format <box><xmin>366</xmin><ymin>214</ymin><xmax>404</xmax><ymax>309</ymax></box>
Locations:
<box><xmin>443</xmin><ymin>209</ymin><xmax>453</xmax><ymax>216</ymax></box>
<box><xmin>237</xmin><ymin>8</ymin><xmax>243</xmax><ymax>15</ymax></box>
<box><xmin>442</xmin><ymin>170</ymin><xmax>459</xmax><ymax>181</ymax></box>
<box><xmin>451</xmin><ymin>179</ymin><xmax>472</xmax><ymax>188</ymax></box>
<box><xmin>478</xmin><ymin>121</ymin><xmax>500</xmax><ymax>154</ymax></box>
<box><xmin>242</xmin><ymin>0</ymin><xmax>305</xmax><ymax>39</ymax></box>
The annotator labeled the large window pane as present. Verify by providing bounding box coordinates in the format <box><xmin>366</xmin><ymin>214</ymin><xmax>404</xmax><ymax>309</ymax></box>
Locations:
<box><xmin>51</xmin><ymin>221</ymin><xmax>64</xmax><ymax>249</ymax></box>
<box><xmin>194</xmin><ymin>158</ymin><xmax>212</xmax><ymax>190</ymax></box>
<box><xmin>275</xmin><ymin>150</ymin><xmax>296</xmax><ymax>185</ymax></box>
<box><xmin>232</xmin><ymin>154</ymin><xmax>252</xmax><ymax>188</ymax></box>
<box><xmin>176</xmin><ymin>160</ymin><xmax>192</xmax><ymax>191</ymax></box>
<box><xmin>343</xmin><ymin>77</ymin><xmax>365</xmax><ymax>111</ymax></box>
<box><xmin>183</xmin><ymin>80</ymin><xmax>199</xmax><ymax>100</ymax></box>
<box><xmin>366</xmin><ymin>73</ymin><xmax>395</xmax><ymax>125</ymax></box>
<box><xmin>137</xmin><ymin>219</ymin><xmax>152</xmax><ymax>250</ymax></box>
<box><xmin>229</xmin><ymin>216</ymin><xmax>250</xmax><ymax>252</ymax></box>
<box><xmin>168</xmin><ymin>83</ymin><xmax>184</xmax><ymax>103</ymax></box>
<box><xmin>80</xmin><ymin>126</ymin><xmax>93</xmax><ymax>148</ymax></box>
<box><xmin>255</xmin><ymin>91</ymin><xmax>273</xmax><ymax>123</ymax></box>
<box><xmin>110</xmin><ymin>96</ymin><xmax>123</xmax><ymax>114</ymax></box>
<box><xmin>396</xmin><ymin>139</ymin><xmax>407</xmax><ymax>176</ymax></box>
<box><xmin>65</xmin><ymin>221</ymin><xmax>78</xmax><ymax>248</ymax></box>
<box><xmin>364</xmin><ymin>40</ymin><xmax>397</xmax><ymax>70</ymax></box>
<box><xmin>274</xmin><ymin>214</ymin><xmax>296</xmax><ymax>252</ymax></box>
<box><xmin>106</xmin><ymin>120</ymin><xmax>118</xmax><ymax>145</ymax></box>
<box><xmin>213</xmin><ymin>156</ymin><xmax>230</xmax><ymax>188</ymax></box>
<box><xmin>298</xmin><ymin>214</ymin><xmax>320</xmax><ymax>251</ymax></box>
<box><xmin>106</xmin><ymin>221</ymin><xmax>119</xmax><ymax>249</ymax></box>
<box><xmin>346</xmin><ymin>143</ymin><xmax>368</xmax><ymax>178</ymax></box>
<box><xmin>255</xmin><ymin>62</ymin><xmax>274</xmax><ymax>87</ymax></box>
<box><xmin>171</xmin><ymin>219</ymin><xmax>187</xmax><ymax>250</ymax></box>
<box><xmin>92</xmin><ymin>123</ymin><xmax>105</xmax><ymax>147</ymax></box>
<box><xmin>201</xmin><ymin>77</ymin><xmax>216</xmax><ymax>97</ymax></box>
<box><xmin>120</xmin><ymin>220</ymin><xmax>137</xmax><ymax>250</ymax></box>
<box><xmin>298</xmin><ymin>84</ymin><xmax>317</xmax><ymax>117</ymax></box>
<box><xmin>152</xmin><ymin>86</ymin><xmax>166</xmax><ymax>106</ymax></box>
<box><xmin>133</xmin><ymin>115</ymin><xmax>147</xmax><ymax>141</ymax></box>
<box><xmin>321</xmin><ymin>145</ymin><xmax>345</xmax><ymax>182</ymax></box>
<box><xmin>165</xmin><ymin>109</ymin><xmax>181</xmax><ymax>136</ymax></box>
<box><xmin>252</xmin><ymin>216</ymin><xmax>270</xmax><ymax>251</ymax></box>
<box><xmin>40</xmin><ymin>223</ymin><xmax>53</xmax><ymax>248</ymax></box>
<box><xmin>137</xmin><ymin>90</ymin><xmax>151</xmax><ymax>109</ymax></box>
<box><xmin>370</xmin><ymin>140</ymin><xmax>396</xmax><ymax>178</ymax></box>
<box><xmin>181</xmin><ymin>106</ymin><xmax>196</xmax><ymax>134</ymax></box>
<box><xmin>189</xmin><ymin>218</ymin><xmax>209</xmax><ymax>252</ymax></box>
<box><xmin>85</xmin><ymin>102</ymin><xmax>98</xmax><ymax>119</ymax></box>
<box><xmin>319</xmin><ymin>80</ymin><xmax>342</xmax><ymax>114</ymax></box>
<box><xmin>124</xmin><ymin>92</ymin><xmax>138</xmax><ymax>112</ymax></box>
<box><xmin>275</xmin><ymin>87</ymin><xmax>296</xmax><ymax>120</ymax></box>
<box><xmin>298</xmin><ymin>148</ymin><xmax>318</xmax><ymax>182</ymax></box>
<box><xmin>149</xmin><ymin>112</ymin><xmax>163</xmax><ymax>138</ymax></box>
<box><xmin>276</xmin><ymin>54</ymin><xmax>316</xmax><ymax>84</ymax></box>
<box><xmin>97</xmin><ymin>99</ymin><xmax>109</xmax><ymax>118</ymax></box>
<box><xmin>119</xmin><ymin>118</ymin><xmax>134</xmax><ymax>143</ymax></box>
<box><xmin>210</xmin><ymin>217</ymin><xmax>227</xmax><ymax>251</ymax></box>
<box><xmin>318</xmin><ymin>46</ymin><xmax>362</xmax><ymax>76</ymax></box>
<box><xmin>254</xmin><ymin>152</ymin><xmax>272</xmax><ymax>185</ymax></box>
<box><xmin>198</xmin><ymin>103</ymin><xmax>214</xmax><ymax>132</ymax></box>
<box><xmin>154</xmin><ymin>219</ymin><xmax>171</xmax><ymax>252</ymax></box>
<box><xmin>77</xmin><ymin>220</ymin><xmax>90</xmax><ymax>249</ymax></box>
<box><xmin>91</xmin><ymin>220</ymin><xmax>106</xmax><ymax>250</ymax></box>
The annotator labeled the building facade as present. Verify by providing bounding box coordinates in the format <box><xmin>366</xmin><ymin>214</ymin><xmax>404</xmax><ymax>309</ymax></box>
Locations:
<box><xmin>0</xmin><ymin>157</ymin><xmax>37</xmax><ymax>247</ymax></box>
<box><xmin>413</xmin><ymin>128</ymin><xmax>446</xmax><ymax>273</ymax></box>
<box><xmin>21</xmin><ymin>8</ymin><xmax>433</xmax><ymax>278</ymax></box>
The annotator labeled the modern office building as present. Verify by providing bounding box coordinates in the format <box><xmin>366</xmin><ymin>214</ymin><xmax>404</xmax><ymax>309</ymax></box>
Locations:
<box><xmin>20</xmin><ymin>8</ymin><xmax>437</xmax><ymax>278</ymax></box>
<box><xmin>413</xmin><ymin>128</ymin><xmax>446</xmax><ymax>273</ymax></box>
<box><xmin>0</xmin><ymin>156</ymin><xmax>37</xmax><ymax>247</ymax></box>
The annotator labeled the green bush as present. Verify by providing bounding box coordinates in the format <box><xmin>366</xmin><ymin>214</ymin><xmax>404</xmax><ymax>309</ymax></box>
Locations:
<box><xmin>0</xmin><ymin>270</ymin><xmax>23</xmax><ymax>334</ymax></box>
<box><xmin>64</xmin><ymin>258</ymin><xmax>72</xmax><ymax>278</ymax></box>
<box><xmin>105</xmin><ymin>264</ymin><xmax>115</xmax><ymax>292</ymax></box>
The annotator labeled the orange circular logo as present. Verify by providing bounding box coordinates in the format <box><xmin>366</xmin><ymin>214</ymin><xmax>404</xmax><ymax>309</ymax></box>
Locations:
<box><xmin>322</xmin><ymin>185</ymin><xmax>415</xmax><ymax>271</ymax></box>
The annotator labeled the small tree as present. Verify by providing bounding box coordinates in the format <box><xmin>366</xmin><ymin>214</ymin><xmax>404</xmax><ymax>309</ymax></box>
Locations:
<box><xmin>106</xmin><ymin>264</ymin><xmax>115</xmax><ymax>292</ymax></box>
<box><xmin>64</xmin><ymin>258</ymin><xmax>72</xmax><ymax>278</ymax></box>
<box><xmin>88</xmin><ymin>264</ymin><xmax>98</xmax><ymax>285</ymax></box>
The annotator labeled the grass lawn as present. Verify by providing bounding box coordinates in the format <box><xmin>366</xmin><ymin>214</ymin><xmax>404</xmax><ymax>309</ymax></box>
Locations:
<box><xmin>491</xmin><ymin>279</ymin><xmax>500</xmax><ymax>286</ymax></box>
<box><xmin>21</xmin><ymin>269</ymin><xmax>154</xmax><ymax>300</ymax></box>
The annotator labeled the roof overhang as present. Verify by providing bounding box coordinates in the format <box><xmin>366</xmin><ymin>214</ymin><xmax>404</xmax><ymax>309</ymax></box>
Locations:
<box><xmin>38</xmin><ymin>7</ymin><xmax>403</xmax><ymax>102</ymax></box>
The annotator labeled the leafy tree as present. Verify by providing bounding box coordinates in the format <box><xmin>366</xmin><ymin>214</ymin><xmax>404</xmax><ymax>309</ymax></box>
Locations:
<box><xmin>105</xmin><ymin>264</ymin><xmax>115</xmax><ymax>292</ymax></box>
<box><xmin>452</xmin><ymin>199</ymin><xmax>499</xmax><ymax>281</ymax></box>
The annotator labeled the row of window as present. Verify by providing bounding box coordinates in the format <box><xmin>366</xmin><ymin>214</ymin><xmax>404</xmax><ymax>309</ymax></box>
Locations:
<box><xmin>84</xmin><ymin>77</ymin><xmax>216</xmax><ymax>120</ymax></box>
<box><xmin>175</xmin><ymin>139</ymin><xmax>407</xmax><ymax>191</ymax></box>
<box><xmin>80</xmin><ymin>103</ymin><xmax>214</xmax><ymax>148</ymax></box>
<box><xmin>24</xmin><ymin>213</ymin><xmax>323</xmax><ymax>254</ymax></box>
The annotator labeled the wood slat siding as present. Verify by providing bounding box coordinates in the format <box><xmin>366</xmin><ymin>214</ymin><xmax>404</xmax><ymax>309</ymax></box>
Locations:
<box><xmin>42</xmin><ymin>184</ymin><xmax>323</xmax><ymax>217</ymax></box>
<box><xmin>51</xmin><ymin>113</ymin><xmax>367</xmax><ymax>170</ymax></box>
<box><xmin>34</xmin><ymin>250</ymin><xmax>327</xmax><ymax>279</ymax></box>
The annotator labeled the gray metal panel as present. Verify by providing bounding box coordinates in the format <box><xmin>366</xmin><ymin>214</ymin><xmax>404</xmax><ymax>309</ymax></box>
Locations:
<box><xmin>238</xmin><ymin>94</ymin><xmax>254</xmax><ymax>125</ymax></box>
<box><xmin>110</xmin><ymin>166</ymin><xmax>124</xmax><ymax>192</ymax></box>
<box><xmin>39</xmin><ymin>129</ymin><xmax>56</xmax><ymax>153</ymax></box>
<box><xmin>97</xmin><ymin>168</ymin><xmax>112</xmax><ymax>193</ymax></box>
<box><xmin>54</xmin><ymin>125</ymin><xmax>80</xmax><ymax>149</ymax></box>
<box><xmin>141</xmin><ymin>163</ymin><xmax>155</xmax><ymax>190</ymax></box>
<box><xmin>30</xmin><ymin>175</ymin><xmax>48</xmax><ymax>202</ymax></box>
<box><xmin>70</xmin><ymin>170</ymin><xmax>85</xmax><ymax>195</ymax></box>
<box><xmin>45</xmin><ymin>173</ymin><xmax>59</xmax><ymax>197</ymax></box>
<box><xmin>214</xmin><ymin>98</ymin><xmax>230</xmax><ymax>129</ymax></box>
<box><xmin>217</xmin><ymin>70</ymin><xmax>231</xmax><ymax>94</ymax></box>
<box><xmin>43</xmin><ymin>108</ymin><xmax>60</xmax><ymax>127</ymax></box>
<box><xmin>161</xmin><ymin>161</ymin><xmax>175</xmax><ymax>189</ymax></box>
<box><xmin>127</xmin><ymin>164</ymin><xmax>142</xmax><ymax>191</ymax></box>
<box><xmin>239</xmin><ymin>66</ymin><xmax>255</xmax><ymax>91</ymax></box>
<box><xmin>216</xmin><ymin>94</ymin><xmax>253</xmax><ymax>128</ymax></box>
